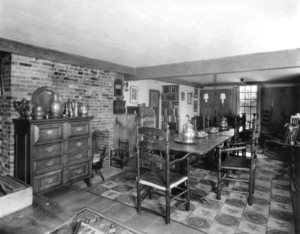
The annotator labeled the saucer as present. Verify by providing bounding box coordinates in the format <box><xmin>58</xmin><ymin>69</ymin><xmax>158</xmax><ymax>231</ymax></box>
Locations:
<box><xmin>208</xmin><ymin>128</ymin><xmax>219</xmax><ymax>134</ymax></box>
<box><xmin>196</xmin><ymin>132</ymin><xmax>208</xmax><ymax>138</ymax></box>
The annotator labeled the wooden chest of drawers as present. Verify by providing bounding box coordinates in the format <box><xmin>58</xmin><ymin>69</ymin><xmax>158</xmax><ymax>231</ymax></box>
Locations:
<box><xmin>13</xmin><ymin>116</ymin><xmax>94</xmax><ymax>193</ymax></box>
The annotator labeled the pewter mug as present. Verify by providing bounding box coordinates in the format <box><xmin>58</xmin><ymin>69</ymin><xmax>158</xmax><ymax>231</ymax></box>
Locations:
<box><xmin>78</xmin><ymin>102</ymin><xmax>89</xmax><ymax>116</ymax></box>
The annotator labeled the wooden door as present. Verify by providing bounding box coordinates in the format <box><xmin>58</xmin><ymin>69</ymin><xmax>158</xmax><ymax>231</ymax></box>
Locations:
<box><xmin>149</xmin><ymin>89</ymin><xmax>160</xmax><ymax>128</ymax></box>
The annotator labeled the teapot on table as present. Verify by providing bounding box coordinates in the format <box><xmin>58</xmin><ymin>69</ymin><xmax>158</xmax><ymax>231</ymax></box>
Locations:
<box><xmin>181</xmin><ymin>115</ymin><xmax>196</xmax><ymax>143</ymax></box>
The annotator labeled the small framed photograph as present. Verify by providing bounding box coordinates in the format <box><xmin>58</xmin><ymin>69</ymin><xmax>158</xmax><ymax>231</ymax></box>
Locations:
<box><xmin>194</xmin><ymin>101</ymin><xmax>198</xmax><ymax>112</ymax></box>
<box><xmin>130</xmin><ymin>86</ymin><xmax>138</xmax><ymax>103</ymax></box>
<box><xmin>181</xmin><ymin>92</ymin><xmax>185</xmax><ymax>101</ymax></box>
<box><xmin>187</xmin><ymin>93</ymin><xmax>192</xmax><ymax>104</ymax></box>
<box><xmin>194</xmin><ymin>88</ymin><xmax>198</xmax><ymax>98</ymax></box>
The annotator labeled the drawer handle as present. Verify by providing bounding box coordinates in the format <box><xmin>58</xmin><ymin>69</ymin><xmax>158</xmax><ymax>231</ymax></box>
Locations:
<box><xmin>75</xmin><ymin>154</ymin><xmax>83</xmax><ymax>159</ymax></box>
<box><xmin>45</xmin><ymin>146</ymin><xmax>54</xmax><ymax>153</ymax></box>
<box><xmin>76</xmin><ymin>127</ymin><xmax>83</xmax><ymax>132</ymax></box>
<box><xmin>75</xmin><ymin>169</ymin><xmax>83</xmax><ymax>175</ymax></box>
<box><xmin>46</xmin><ymin>160</ymin><xmax>55</xmax><ymax>166</ymax></box>
<box><xmin>75</xmin><ymin>142</ymin><xmax>83</xmax><ymax>147</ymax></box>
<box><xmin>46</xmin><ymin>130</ymin><xmax>53</xmax><ymax>135</ymax></box>
<box><xmin>45</xmin><ymin>178</ymin><xmax>54</xmax><ymax>184</ymax></box>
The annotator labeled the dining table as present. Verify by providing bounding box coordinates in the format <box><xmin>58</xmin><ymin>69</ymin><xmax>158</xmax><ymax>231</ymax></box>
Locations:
<box><xmin>169</xmin><ymin>128</ymin><xmax>235</xmax><ymax>202</ymax></box>
<box><xmin>170</xmin><ymin>128</ymin><xmax>235</xmax><ymax>155</ymax></box>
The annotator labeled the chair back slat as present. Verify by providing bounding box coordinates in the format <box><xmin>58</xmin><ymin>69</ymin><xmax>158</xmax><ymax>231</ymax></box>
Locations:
<box><xmin>138</xmin><ymin>126</ymin><xmax>167</xmax><ymax>139</ymax></box>
<box><xmin>290</xmin><ymin>115</ymin><xmax>300</xmax><ymax>125</ymax></box>
<box><xmin>139</xmin><ymin>140</ymin><xmax>167</xmax><ymax>152</ymax></box>
<box><xmin>136</xmin><ymin>124</ymin><xmax>170</xmax><ymax>175</ymax></box>
<box><xmin>284</xmin><ymin>124</ymin><xmax>299</xmax><ymax>144</ymax></box>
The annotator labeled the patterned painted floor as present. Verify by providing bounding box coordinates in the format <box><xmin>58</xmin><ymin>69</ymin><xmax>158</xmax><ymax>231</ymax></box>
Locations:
<box><xmin>87</xmin><ymin>156</ymin><xmax>295</xmax><ymax>234</ymax></box>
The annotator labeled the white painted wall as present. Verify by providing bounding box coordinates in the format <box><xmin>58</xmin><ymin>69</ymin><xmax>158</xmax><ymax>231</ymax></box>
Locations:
<box><xmin>123</xmin><ymin>79</ymin><xmax>174</xmax><ymax>128</ymax></box>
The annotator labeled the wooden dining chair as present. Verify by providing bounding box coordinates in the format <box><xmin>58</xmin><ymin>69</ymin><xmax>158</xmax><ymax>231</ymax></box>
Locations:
<box><xmin>110</xmin><ymin>139</ymin><xmax>129</xmax><ymax>169</ymax></box>
<box><xmin>136</xmin><ymin>124</ymin><xmax>191</xmax><ymax>224</ymax></box>
<box><xmin>92</xmin><ymin>145</ymin><xmax>108</xmax><ymax>181</ymax></box>
<box><xmin>216</xmin><ymin>117</ymin><xmax>260</xmax><ymax>205</ymax></box>
<box><xmin>263</xmin><ymin>113</ymin><xmax>300</xmax><ymax>155</ymax></box>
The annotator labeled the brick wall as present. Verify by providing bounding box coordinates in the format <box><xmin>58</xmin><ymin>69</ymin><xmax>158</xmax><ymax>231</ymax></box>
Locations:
<box><xmin>0</xmin><ymin>53</ymin><xmax>121</xmax><ymax>175</ymax></box>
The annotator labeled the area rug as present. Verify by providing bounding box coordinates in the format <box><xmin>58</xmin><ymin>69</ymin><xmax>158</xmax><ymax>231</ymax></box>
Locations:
<box><xmin>48</xmin><ymin>207</ymin><xmax>145</xmax><ymax>234</ymax></box>
<box><xmin>87</xmin><ymin>157</ymin><xmax>295</xmax><ymax>234</ymax></box>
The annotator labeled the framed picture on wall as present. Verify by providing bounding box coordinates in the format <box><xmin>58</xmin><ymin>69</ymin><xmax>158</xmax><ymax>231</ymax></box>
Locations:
<box><xmin>187</xmin><ymin>93</ymin><xmax>192</xmax><ymax>104</ymax></box>
<box><xmin>194</xmin><ymin>88</ymin><xmax>198</xmax><ymax>98</ymax></box>
<box><xmin>194</xmin><ymin>101</ymin><xmax>198</xmax><ymax>112</ymax></box>
<box><xmin>181</xmin><ymin>92</ymin><xmax>185</xmax><ymax>101</ymax></box>
<box><xmin>130</xmin><ymin>86</ymin><xmax>138</xmax><ymax>103</ymax></box>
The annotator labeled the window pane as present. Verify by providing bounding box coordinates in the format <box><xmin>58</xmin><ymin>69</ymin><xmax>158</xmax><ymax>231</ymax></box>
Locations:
<box><xmin>251</xmin><ymin>107</ymin><xmax>257</xmax><ymax>114</ymax></box>
<box><xmin>250</xmin><ymin>92</ymin><xmax>257</xmax><ymax>99</ymax></box>
<box><xmin>245</xmin><ymin>92</ymin><xmax>251</xmax><ymax>99</ymax></box>
<box><xmin>240</xmin><ymin>93</ymin><xmax>245</xmax><ymax>99</ymax></box>
<box><xmin>240</xmin><ymin>100</ymin><xmax>246</xmax><ymax>106</ymax></box>
<box><xmin>243</xmin><ymin>99</ymin><xmax>250</xmax><ymax>106</ymax></box>
<box><xmin>240</xmin><ymin>86</ymin><xmax>245</xmax><ymax>92</ymax></box>
<box><xmin>251</xmin><ymin>85</ymin><xmax>257</xmax><ymax>92</ymax></box>
<box><xmin>250</xmin><ymin>99</ymin><xmax>257</xmax><ymax>106</ymax></box>
<box><xmin>239</xmin><ymin>107</ymin><xmax>244</xmax><ymax>114</ymax></box>
<box><xmin>245</xmin><ymin>107</ymin><xmax>251</xmax><ymax>114</ymax></box>
<box><xmin>245</xmin><ymin>86</ymin><xmax>251</xmax><ymax>92</ymax></box>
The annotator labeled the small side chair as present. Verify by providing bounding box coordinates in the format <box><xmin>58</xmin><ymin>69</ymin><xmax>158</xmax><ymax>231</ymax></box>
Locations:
<box><xmin>110</xmin><ymin>139</ymin><xmax>129</xmax><ymax>169</ymax></box>
<box><xmin>92</xmin><ymin>145</ymin><xmax>108</xmax><ymax>181</ymax></box>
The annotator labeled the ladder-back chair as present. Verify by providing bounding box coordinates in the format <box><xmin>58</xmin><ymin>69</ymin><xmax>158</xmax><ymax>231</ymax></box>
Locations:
<box><xmin>216</xmin><ymin>117</ymin><xmax>260</xmax><ymax>205</ymax></box>
<box><xmin>136</xmin><ymin>124</ymin><xmax>191</xmax><ymax>224</ymax></box>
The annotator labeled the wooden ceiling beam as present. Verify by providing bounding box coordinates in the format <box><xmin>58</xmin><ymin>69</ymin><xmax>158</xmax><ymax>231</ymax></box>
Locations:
<box><xmin>136</xmin><ymin>49</ymin><xmax>300</xmax><ymax>79</ymax></box>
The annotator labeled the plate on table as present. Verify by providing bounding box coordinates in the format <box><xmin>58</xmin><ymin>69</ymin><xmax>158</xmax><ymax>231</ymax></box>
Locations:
<box><xmin>196</xmin><ymin>131</ymin><xmax>208</xmax><ymax>138</ymax></box>
<box><xmin>208</xmin><ymin>127</ymin><xmax>219</xmax><ymax>134</ymax></box>
<box><xmin>174</xmin><ymin>136</ymin><xmax>198</xmax><ymax>144</ymax></box>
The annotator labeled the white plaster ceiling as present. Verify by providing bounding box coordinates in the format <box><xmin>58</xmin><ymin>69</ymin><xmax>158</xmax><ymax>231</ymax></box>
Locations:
<box><xmin>1</xmin><ymin>0</ymin><xmax>300</xmax><ymax>84</ymax></box>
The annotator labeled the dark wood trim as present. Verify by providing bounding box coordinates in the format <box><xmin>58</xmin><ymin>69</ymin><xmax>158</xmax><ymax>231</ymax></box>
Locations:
<box><xmin>0</xmin><ymin>37</ymin><xmax>136</xmax><ymax>75</ymax></box>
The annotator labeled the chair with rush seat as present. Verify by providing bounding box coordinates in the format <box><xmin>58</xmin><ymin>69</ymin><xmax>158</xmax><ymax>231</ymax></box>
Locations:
<box><xmin>136</xmin><ymin>124</ymin><xmax>191</xmax><ymax>224</ymax></box>
<box><xmin>216</xmin><ymin>117</ymin><xmax>260</xmax><ymax>205</ymax></box>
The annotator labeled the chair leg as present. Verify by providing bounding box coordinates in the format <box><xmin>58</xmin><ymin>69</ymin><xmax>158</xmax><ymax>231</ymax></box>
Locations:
<box><xmin>95</xmin><ymin>170</ymin><xmax>105</xmax><ymax>181</ymax></box>
<box><xmin>225</xmin><ymin>172</ymin><xmax>229</xmax><ymax>186</ymax></box>
<box><xmin>137</xmin><ymin>181</ymin><xmax>141</xmax><ymax>214</ymax></box>
<box><xmin>166</xmin><ymin>189</ymin><xmax>171</xmax><ymax>224</ymax></box>
<box><xmin>217</xmin><ymin>169</ymin><xmax>221</xmax><ymax>200</ymax></box>
<box><xmin>248</xmin><ymin>173</ymin><xmax>253</xmax><ymax>205</ymax></box>
<box><xmin>185</xmin><ymin>181</ymin><xmax>190</xmax><ymax>211</ymax></box>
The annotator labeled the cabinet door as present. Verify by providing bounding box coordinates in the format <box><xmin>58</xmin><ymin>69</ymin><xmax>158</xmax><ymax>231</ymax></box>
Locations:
<box><xmin>33</xmin><ymin>142</ymin><xmax>64</xmax><ymax>158</ymax></box>
<box><xmin>66</xmin><ymin>149</ymin><xmax>90</xmax><ymax>165</ymax></box>
<box><xmin>67</xmin><ymin>137</ymin><xmax>90</xmax><ymax>151</ymax></box>
<box><xmin>33</xmin><ymin>155</ymin><xmax>64</xmax><ymax>174</ymax></box>
<box><xmin>65</xmin><ymin>161</ymin><xmax>90</xmax><ymax>183</ymax></box>
<box><xmin>34</xmin><ymin>169</ymin><xmax>64</xmax><ymax>193</ymax></box>
<box><xmin>68</xmin><ymin>121</ymin><xmax>90</xmax><ymax>137</ymax></box>
<box><xmin>33</xmin><ymin>123</ymin><xmax>63</xmax><ymax>143</ymax></box>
